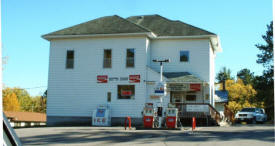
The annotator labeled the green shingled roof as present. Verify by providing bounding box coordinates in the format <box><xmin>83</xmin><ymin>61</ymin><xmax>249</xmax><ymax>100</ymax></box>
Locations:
<box><xmin>43</xmin><ymin>14</ymin><xmax>216</xmax><ymax>38</ymax></box>
<box><xmin>127</xmin><ymin>15</ymin><xmax>215</xmax><ymax>36</ymax></box>
<box><xmin>163</xmin><ymin>72</ymin><xmax>204</xmax><ymax>83</ymax></box>
<box><xmin>43</xmin><ymin>15</ymin><xmax>150</xmax><ymax>37</ymax></box>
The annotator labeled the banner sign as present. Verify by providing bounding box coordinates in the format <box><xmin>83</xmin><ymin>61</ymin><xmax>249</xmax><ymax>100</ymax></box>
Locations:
<box><xmin>190</xmin><ymin>84</ymin><xmax>201</xmax><ymax>91</ymax></box>
<box><xmin>109</xmin><ymin>77</ymin><xmax>119</xmax><ymax>81</ymax></box>
<box><xmin>97</xmin><ymin>75</ymin><xmax>140</xmax><ymax>83</ymax></box>
<box><xmin>120</xmin><ymin>77</ymin><xmax>128</xmax><ymax>81</ymax></box>
<box><xmin>121</xmin><ymin>90</ymin><xmax>132</xmax><ymax>96</ymax></box>
<box><xmin>167</xmin><ymin>83</ymin><xmax>189</xmax><ymax>91</ymax></box>
<box><xmin>150</xmin><ymin>95</ymin><xmax>160</xmax><ymax>99</ymax></box>
<box><xmin>97</xmin><ymin>75</ymin><xmax>108</xmax><ymax>83</ymax></box>
<box><xmin>129</xmin><ymin>75</ymin><xmax>140</xmax><ymax>83</ymax></box>
<box><xmin>186</xmin><ymin>105</ymin><xmax>209</xmax><ymax>112</ymax></box>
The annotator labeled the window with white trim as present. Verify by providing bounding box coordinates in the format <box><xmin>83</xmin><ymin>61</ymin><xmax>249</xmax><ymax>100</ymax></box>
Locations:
<box><xmin>180</xmin><ymin>51</ymin><xmax>189</xmax><ymax>62</ymax></box>
<box><xmin>66</xmin><ymin>50</ymin><xmax>74</xmax><ymax>69</ymax></box>
<box><xmin>103</xmin><ymin>49</ymin><xmax>112</xmax><ymax>68</ymax></box>
<box><xmin>126</xmin><ymin>48</ymin><xmax>135</xmax><ymax>68</ymax></box>
<box><xmin>117</xmin><ymin>85</ymin><xmax>135</xmax><ymax>99</ymax></box>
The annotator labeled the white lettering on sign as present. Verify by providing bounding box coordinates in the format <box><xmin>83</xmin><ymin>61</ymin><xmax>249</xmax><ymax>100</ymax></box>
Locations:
<box><xmin>186</xmin><ymin>105</ymin><xmax>209</xmax><ymax>112</ymax></box>
<box><xmin>120</xmin><ymin>77</ymin><xmax>128</xmax><ymax>81</ymax></box>
<box><xmin>167</xmin><ymin>83</ymin><xmax>189</xmax><ymax>91</ymax></box>
<box><xmin>109</xmin><ymin>77</ymin><xmax>119</xmax><ymax>81</ymax></box>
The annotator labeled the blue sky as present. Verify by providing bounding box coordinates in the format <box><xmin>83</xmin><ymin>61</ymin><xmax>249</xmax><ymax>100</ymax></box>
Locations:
<box><xmin>2</xmin><ymin>0</ymin><xmax>272</xmax><ymax>96</ymax></box>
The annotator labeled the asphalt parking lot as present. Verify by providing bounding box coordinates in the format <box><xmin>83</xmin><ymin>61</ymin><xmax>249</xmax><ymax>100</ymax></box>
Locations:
<box><xmin>15</xmin><ymin>124</ymin><xmax>274</xmax><ymax>146</ymax></box>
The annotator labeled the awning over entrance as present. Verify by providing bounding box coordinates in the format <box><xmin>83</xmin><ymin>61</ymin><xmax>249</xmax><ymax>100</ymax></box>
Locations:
<box><xmin>163</xmin><ymin>72</ymin><xmax>204</xmax><ymax>83</ymax></box>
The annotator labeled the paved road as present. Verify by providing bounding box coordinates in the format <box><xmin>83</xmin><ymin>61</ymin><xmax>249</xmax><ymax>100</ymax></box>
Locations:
<box><xmin>15</xmin><ymin>125</ymin><xmax>274</xmax><ymax>146</ymax></box>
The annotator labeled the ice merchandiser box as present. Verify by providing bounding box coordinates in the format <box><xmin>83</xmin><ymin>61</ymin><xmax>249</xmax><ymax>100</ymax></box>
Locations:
<box><xmin>92</xmin><ymin>104</ymin><xmax>111</xmax><ymax>126</ymax></box>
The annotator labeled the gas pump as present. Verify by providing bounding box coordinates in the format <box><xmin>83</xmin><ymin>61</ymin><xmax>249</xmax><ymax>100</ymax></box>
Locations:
<box><xmin>142</xmin><ymin>103</ymin><xmax>155</xmax><ymax>128</ymax></box>
<box><xmin>165</xmin><ymin>108</ymin><xmax>178</xmax><ymax>128</ymax></box>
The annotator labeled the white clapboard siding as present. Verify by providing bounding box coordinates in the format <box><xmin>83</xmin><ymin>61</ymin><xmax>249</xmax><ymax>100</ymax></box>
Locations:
<box><xmin>47</xmin><ymin>37</ymin><xmax>148</xmax><ymax>118</ymax></box>
<box><xmin>209</xmin><ymin>44</ymin><xmax>216</xmax><ymax>106</ymax></box>
<box><xmin>149</xmin><ymin>39</ymin><xmax>210</xmax><ymax>82</ymax></box>
<box><xmin>47</xmin><ymin>36</ymin><xmax>216</xmax><ymax>118</ymax></box>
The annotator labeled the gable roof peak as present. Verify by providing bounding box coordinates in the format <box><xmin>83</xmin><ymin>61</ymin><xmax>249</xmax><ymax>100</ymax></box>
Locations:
<box><xmin>127</xmin><ymin>14</ymin><xmax>216</xmax><ymax>36</ymax></box>
<box><xmin>42</xmin><ymin>15</ymin><xmax>150</xmax><ymax>38</ymax></box>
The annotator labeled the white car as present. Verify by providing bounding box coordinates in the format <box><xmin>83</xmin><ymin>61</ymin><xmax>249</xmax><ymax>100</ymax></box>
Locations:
<box><xmin>235</xmin><ymin>108</ymin><xmax>267</xmax><ymax>124</ymax></box>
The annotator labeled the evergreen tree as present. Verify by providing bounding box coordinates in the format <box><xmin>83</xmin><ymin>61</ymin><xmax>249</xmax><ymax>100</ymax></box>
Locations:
<box><xmin>237</xmin><ymin>68</ymin><xmax>254</xmax><ymax>85</ymax></box>
<box><xmin>216</xmin><ymin>67</ymin><xmax>233</xmax><ymax>90</ymax></box>
<box><xmin>255</xmin><ymin>21</ymin><xmax>274</xmax><ymax>120</ymax></box>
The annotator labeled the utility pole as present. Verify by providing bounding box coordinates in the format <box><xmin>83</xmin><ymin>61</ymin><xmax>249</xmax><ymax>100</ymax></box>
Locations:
<box><xmin>152</xmin><ymin>59</ymin><xmax>170</xmax><ymax>128</ymax></box>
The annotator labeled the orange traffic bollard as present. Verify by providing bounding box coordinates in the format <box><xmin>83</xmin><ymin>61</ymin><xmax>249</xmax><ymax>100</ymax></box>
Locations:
<box><xmin>192</xmin><ymin>117</ymin><xmax>196</xmax><ymax>131</ymax></box>
<box><xmin>124</xmin><ymin>116</ymin><xmax>131</xmax><ymax>130</ymax></box>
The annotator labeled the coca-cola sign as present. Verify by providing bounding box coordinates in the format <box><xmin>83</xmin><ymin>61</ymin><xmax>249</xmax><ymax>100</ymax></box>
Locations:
<box><xmin>97</xmin><ymin>75</ymin><xmax>108</xmax><ymax>83</ymax></box>
<box><xmin>129</xmin><ymin>75</ymin><xmax>140</xmax><ymax>83</ymax></box>
<box><xmin>190</xmin><ymin>84</ymin><xmax>201</xmax><ymax>91</ymax></box>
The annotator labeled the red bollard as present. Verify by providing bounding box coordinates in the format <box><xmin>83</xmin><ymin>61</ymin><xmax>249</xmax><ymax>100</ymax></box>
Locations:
<box><xmin>124</xmin><ymin>116</ymin><xmax>131</xmax><ymax>130</ymax></box>
<box><xmin>192</xmin><ymin>117</ymin><xmax>196</xmax><ymax>131</ymax></box>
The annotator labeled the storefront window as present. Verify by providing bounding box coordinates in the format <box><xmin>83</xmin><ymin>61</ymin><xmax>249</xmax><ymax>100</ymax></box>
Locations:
<box><xmin>117</xmin><ymin>85</ymin><xmax>135</xmax><ymax>99</ymax></box>
<box><xmin>186</xmin><ymin>95</ymin><xmax>196</xmax><ymax>101</ymax></box>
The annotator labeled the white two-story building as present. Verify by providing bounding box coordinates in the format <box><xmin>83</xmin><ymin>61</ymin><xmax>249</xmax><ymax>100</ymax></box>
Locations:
<box><xmin>43</xmin><ymin>15</ymin><xmax>222</xmax><ymax>126</ymax></box>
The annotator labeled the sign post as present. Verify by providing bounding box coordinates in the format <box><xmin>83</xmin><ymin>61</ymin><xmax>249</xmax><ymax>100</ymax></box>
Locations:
<box><xmin>152</xmin><ymin>59</ymin><xmax>170</xmax><ymax>128</ymax></box>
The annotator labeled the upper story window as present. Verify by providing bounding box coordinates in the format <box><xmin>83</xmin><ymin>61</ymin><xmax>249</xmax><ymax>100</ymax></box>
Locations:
<box><xmin>66</xmin><ymin>50</ymin><xmax>74</xmax><ymax>69</ymax></box>
<box><xmin>103</xmin><ymin>49</ymin><xmax>112</xmax><ymax>68</ymax></box>
<box><xmin>126</xmin><ymin>48</ymin><xmax>135</xmax><ymax>68</ymax></box>
<box><xmin>180</xmin><ymin>51</ymin><xmax>189</xmax><ymax>62</ymax></box>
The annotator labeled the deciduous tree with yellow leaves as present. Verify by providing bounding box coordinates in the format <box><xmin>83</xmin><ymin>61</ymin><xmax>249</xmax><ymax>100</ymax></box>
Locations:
<box><xmin>3</xmin><ymin>93</ymin><xmax>20</xmax><ymax>111</ymax></box>
<box><xmin>221</xmin><ymin>79</ymin><xmax>260</xmax><ymax>115</ymax></box>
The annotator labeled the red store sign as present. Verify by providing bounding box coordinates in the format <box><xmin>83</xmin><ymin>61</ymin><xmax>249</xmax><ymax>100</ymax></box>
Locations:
<box><xmin>121</xmin><ymin>90</ymin><xmax>132</xmax><ymax>96</ymax></box>
<box><xmin>190</xmin><ymin>84</ymin><xmax>201</xmax><ymax>91</ymax></box>
<box><xmin>97</xmin><ymin>75</ymin><xmax>108</xmax><ymax>83</ymax></box>
<box><xmin>129</xmin><ymin>75</ymin><xmax>140</xmax><ymax>83</ymax></box>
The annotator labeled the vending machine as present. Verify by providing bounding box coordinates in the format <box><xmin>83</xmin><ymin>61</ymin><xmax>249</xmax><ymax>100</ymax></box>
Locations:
<box><xmin>92</xmin><ymin>105</ymin><xmax>111</xmax><ymax>126</ymax></box>
<box><xmin>165</xmin><ymin>108</ymin><xmax>178</xmax><ymax>128</ymax></box>
<box><xmin>143</xmin><ymin>103</ymin><xmax>155</xmax><ymax>128</ymax></box>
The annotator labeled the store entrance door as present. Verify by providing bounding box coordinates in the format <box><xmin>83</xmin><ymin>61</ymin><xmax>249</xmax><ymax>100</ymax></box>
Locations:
<box><xmin>170</xmin><ymin>91</ymin><xmax>185</xmax><ymax>104</ymax></box>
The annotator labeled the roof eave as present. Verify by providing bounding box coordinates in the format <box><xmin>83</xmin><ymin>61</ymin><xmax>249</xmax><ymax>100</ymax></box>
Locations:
<box><xmin>210</xmin><ymin>36</ymin><xmax>222</xmax><ymax>53</ymax></box>
<box><xmin>166</xmin><ymin>81</ymin><xmax>205</xmax><ymax>84</ymax></box>
<box><xmin>42</xmin><ymin>32</ymin><xmax>156</xmax><ymax>41</ymax></box>
<box><xmin>153</xmin><ymin>35</ymin><xmax>222</xmax><ymax>53</ymax></box>
<box><xmin>153</xmin><ymin>35</ymin><xmax>216</xmax><ymax>39</ymax></box>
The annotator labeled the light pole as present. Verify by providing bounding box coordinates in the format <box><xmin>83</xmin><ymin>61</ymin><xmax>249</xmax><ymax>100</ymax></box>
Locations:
<box><xmin>152</xmin><ymin>59</ymin><xmax>170</xmax><ymax>128</ymax></box>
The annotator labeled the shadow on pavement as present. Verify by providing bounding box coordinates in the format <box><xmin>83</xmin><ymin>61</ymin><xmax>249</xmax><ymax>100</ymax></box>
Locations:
<box><xmin>18</xmin><ymin>126</ymin><xmax>275</xmax><ymax>145</ymax></box>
